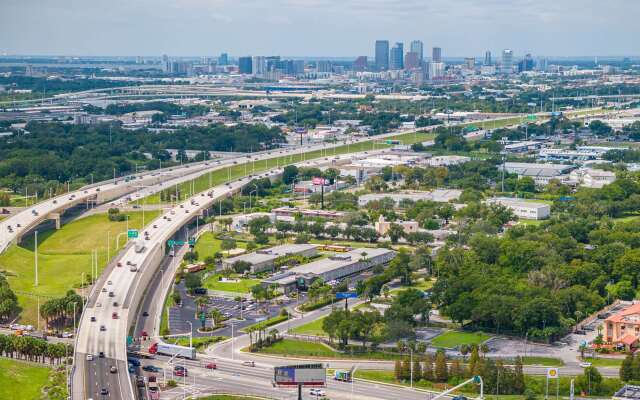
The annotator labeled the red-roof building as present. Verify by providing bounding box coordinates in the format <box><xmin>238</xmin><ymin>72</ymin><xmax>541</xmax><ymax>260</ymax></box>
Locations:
<box><xmin>604</xmin><ymin>303</ymin><xmax>640</xmax><ymax>350</ymax></box>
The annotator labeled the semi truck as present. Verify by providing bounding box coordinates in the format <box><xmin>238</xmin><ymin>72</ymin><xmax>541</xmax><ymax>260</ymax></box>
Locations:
<box><xmin>147</xmin><ymin>376</ymin><xmax>160</xmax><ymax>400</ymax></box>
<box><xmin>334</xmin><ymin>370</ymin><xmax>352</xmax><ymax>382</ymax></box>
<box><xmin>148</xmin><ymin>342</ymin><xmax>196</xmax><ymax>360</ymax></box>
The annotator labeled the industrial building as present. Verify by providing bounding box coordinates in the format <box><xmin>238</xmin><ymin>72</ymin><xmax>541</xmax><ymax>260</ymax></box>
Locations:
<box><xmin>486</xmin><ymin>197</ymin><xmax>551</xmax><ymax>220</ymax></box>
<box><xmin>262</xmin><ymin>247</ymin><xmax>396</xmax><ymax>294</ymax></box>
<box><xmin>503</xmin><ymin>162</ymin><xmax>574</xmax><ymax>185</ymax></box>
<box><xmin>358</xmin><ymin>189</ymin><xmax>462</xmax><ymax>207</ymax></box>
<box><xmin>222</xmin><ymin>244</ymin><xmax>317</xmax><ymax>273</ymax></box>
<box><xmin>272</xmin><ymin>206</ymin><xmax>345</xmax><ymax>220</ymax></box>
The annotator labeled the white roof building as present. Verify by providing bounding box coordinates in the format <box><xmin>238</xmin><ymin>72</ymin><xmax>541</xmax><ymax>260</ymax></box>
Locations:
<box><xmin>358</xmin><ymin>189</ymin><xmax>462</xmax><ymax>207</ymax></box>
<box><xmin>486</xmin><ymin>197</ymin><xmax>551</xmax><ymax>220</ymax></box>
<box><xmin>568</xmin><ymin>168</ymin><xmax>616</xmax><ymax>189</ymax></box>
<box><xmin>426</xmin><ymin>155</ymin><xmax>471</xmax><ymax>167</ymax></box>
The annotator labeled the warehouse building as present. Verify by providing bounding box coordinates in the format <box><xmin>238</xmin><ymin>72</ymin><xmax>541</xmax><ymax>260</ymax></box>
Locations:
<box><xmin>222</xmin><ymin>244</ymin><xmax>317</xmax><ymax>273</ymax></box>
<box><xmin>263</xmin><ymin>247</ymin><xmax>396</xmax><ymax>293</ymax></box>
<box><xmin>358</xmin><ymin>189</ymin><xmax>462</xmax><ymax>207</ymax></box>
<box><xmin>486</xmin><ymin>197</ymin><xmax>551</xmax><ymax>220</ymax></box>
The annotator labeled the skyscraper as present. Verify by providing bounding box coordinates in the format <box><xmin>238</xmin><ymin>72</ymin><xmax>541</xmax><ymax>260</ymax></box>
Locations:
<box><xmin>375</xmin><ymin>40</ymin><xmax>389</xmax><ymax>71</ymax></box>
<box><xmin>484</xmin><ymin>51</ymin><xmax>492</xmax><ymax>66</ymax></box>
<box><xmin>410</xmin><ymin>40</ymin><xmax>424</xmax><ymax>63</ymax></box>
<box><xmin>353</xmin><ymin>56</ymin><xmax>368</xmax><ymax>71</ymax></box>
<box><xmin>238</xmin><ymin>56</ymin><xmax>253</xmax><ymax>74</ymax></box>
<box><xmin>464</xmin><ymin>57</ymin><xmax>475</xmax><ymax>70</ymax></box>
<box><xmin>404</xmin><ymin>52</ymin><xmax>420</xmax><ymax>70</ymax></box>
<box><xmin>432</xmin><ymin>47</ymin><xmax>442</xmax><ymax>63</ymax></box>
<box><xmin>218</xmin><ymin>53</ymin><xmax>228</xmax><ymax>66</ymax></box>
<box><xmin>390</xmin><ymin>42</ymin><xmax>404</xmax><ymax>70</ymax></box>
<box><xmin>501</xmin><ymin>49</ymin><xmax>513</xmax><ymax>74</ymax></box>
<box><xmin>252</xmin><ymin>56</ymin><xmax>266</xmax><ymax>76</ymax></box>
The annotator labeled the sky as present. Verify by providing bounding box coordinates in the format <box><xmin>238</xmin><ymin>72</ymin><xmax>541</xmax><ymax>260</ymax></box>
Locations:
<box><xmin>1</xmin><ymin>0</ymin><xmax>639</xmax><ymax>58</ymax></box>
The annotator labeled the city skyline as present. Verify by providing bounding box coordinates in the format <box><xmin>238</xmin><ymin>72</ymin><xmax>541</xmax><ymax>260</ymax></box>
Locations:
<box><xmin>1</xmin><ymin>0</ymin><xmax>639</xmax><ymax>57</ymax></box>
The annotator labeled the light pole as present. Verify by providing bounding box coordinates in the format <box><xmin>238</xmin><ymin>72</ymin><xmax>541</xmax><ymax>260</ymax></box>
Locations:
<box><xmin>186</xmin><ymin>321</ymin><xmax>193</xmax><ymax>349</ymax></box>
<box><xmin>34</xmin><ymin>230</ymin><xmax>39</xmax><ymax>287</ymax></box>
<box><xmin>231</xmin><ymin>322</ymin><xmax>235</xmax><ymax>360</ymax></box>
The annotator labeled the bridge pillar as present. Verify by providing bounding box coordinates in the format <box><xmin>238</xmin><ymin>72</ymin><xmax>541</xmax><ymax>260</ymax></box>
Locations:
<box><xmin>48</xmin><ymin>213</ymin><xmax>61</xmax><ymax>230</ymax></box>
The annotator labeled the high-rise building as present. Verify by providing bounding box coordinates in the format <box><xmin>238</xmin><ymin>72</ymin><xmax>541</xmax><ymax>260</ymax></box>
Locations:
<box><xmin>501</xmin><ymin>49</ymin><xmax>513</xmax><ymax>74</ymax></box>
<box><xmin>317</xmin><ymin>60</ymin><xmax>333</xmax><ymax>73</ymax></box>
<box><xmin>429</xmin><ymin>62</ymin><xmax>445</xmax><ymax>80</ymax></box>
<box><xmin>484</xmin><ymin>51</ymin><xmax>492</xmax><ymax>66</ymax></box>
<box><xmin>432</xmin><ymin>47</ymin><xmax>442</xmax><ymax>63</ymax></box>
<box><xmin>161</xmin><ymin>54</ymin><xmax>170</xmax><ymax>73</ymax></box>
<box><xmin>218</xmin><ymin>53</ymin><xmax>228</xmax><ymax>66</ymax></box>
<box><xmin>292</xmin><ymin>60</ymin><xmax>305</xmax><ymax>75</ymax></box>
<box><xmin>375</xmin><ymin>40</ymin><xmax>389</xmax><ymax>71</ymax></box>
<box><xmin>390</xmin><ymin>42</ymin><xmax>404</xmax><ymax>70</ymax></box>
<box><xmin>404</xmin><ymin>52</ymin><xmax>420</xmax><ymax>70</ymax></box>
<box><xmin>517</xmin><ymin>53</ymin><xmax>534</xmax><ymax>72</ymax></box>
<box><xmin>238</xmin><ymin>56</ymin><xmax>253</xmax><ymax>74</ymax></box>
<box><xmin>252</xmin><ymin>56</ymin><xmax>266</xmax><ymax>76</ymax></box>
<box><xmin>464</xmin><ymin>57</ymin><xmax>475</xmax><ymax>70</ymax></box>
<box><xmin>353</xmin><ymin>56</ymin><xmax>368</xmax><ymax>71</ymax></box>
<box><xmin>410</xmin><ymin>40</ymin><xmax>424</xmax><ymax>63</ymax></box>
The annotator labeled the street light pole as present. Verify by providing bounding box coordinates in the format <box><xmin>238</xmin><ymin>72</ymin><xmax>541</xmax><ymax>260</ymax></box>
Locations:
<box><xmin>187</xmin><ymin>321</ymin><xmax>193</xmax><ymax>349</ymax></box>
<box><xmin>34</xmin><ymin>230</ymin><xmax>39</xmax><ymax>287</ymax></box>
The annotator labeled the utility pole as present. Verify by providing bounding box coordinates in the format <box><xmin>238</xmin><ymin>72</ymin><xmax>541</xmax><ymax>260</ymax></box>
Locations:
<box><xmin>34</xmin><ymin>231</ymin><xmax>39</xmax><ymax>287</ymax></box>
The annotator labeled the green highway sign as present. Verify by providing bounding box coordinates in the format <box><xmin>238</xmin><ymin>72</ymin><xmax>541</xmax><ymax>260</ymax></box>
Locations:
<box><xmin>167</xmin><ymin>239</ymin><xmax>196</xmax><ymax>247</ymax></box>
<box><xmin>127</xmin><ymin>229</ymin><xmax>138</xmax><ymax>238</ymax></box>
<box><xmin>168</xmin><ymin>239</ymin><xmax>176</xmax><ymax>247</ymax></box>
<box><xmin>527</xmin><ymin>114</ymin><xmax>537</xmax><ymax>121</ymax></box>
<box><xmin>199</xmin><ymin>312</ymin><xmax>206</xmax><ymax>322</ymax></box>
<box><xmin>127</xmin><ymin>336</ymin><xmax>134</xmax><ymax>345</ymax></box>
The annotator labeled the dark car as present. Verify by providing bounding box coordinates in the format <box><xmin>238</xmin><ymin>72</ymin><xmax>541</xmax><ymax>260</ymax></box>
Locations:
<box><xmin>142</xmin><ymin>365</ymin><xmax>160</xmax><ymax>372</ymax></box>
<box><xmin>142</xmin><ymin>311</ymin><xmax>149</xmax><ymax>317</ymax></box>
<box><xmin>100</xmin><ymin>388</ymin><xmax>109</xmax><ymax>395</ymax></box>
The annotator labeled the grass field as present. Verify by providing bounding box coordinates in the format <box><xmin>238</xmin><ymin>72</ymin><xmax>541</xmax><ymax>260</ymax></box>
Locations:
<box><xmin>242</xmin><ymin>314</ymin><xmax>289</xmax><ymax>333</ymax></box>
<box><xmin>0</xmin><ymin>211</ymin><xmax>158</xmax><ymax>325</ymax></box>
<box><xmin>390</xmin><ymin>278</ymin><xmax>434</xmax><ymax>295</ymax></box>
<box><xmin>430</xmin><ymin>331</ymin><xmax>491</xmax><ymax>348</ymax></box>
<box><xmin>202</xmin><ymin>274</ymin><xmax>261</xmax><ymax>294</ymax></box>
<box><xmin>584</xmin><ymin>357</ymin><xmax>623</xmax><ymax>367</ymax></box>
<box><xmin>290</xmin><ymin>317</ymin><xmax>327</xmax><ymax>336</ymax></box>
<box><xmin>0</xmin><ymin>358</ymin><xmax>51</xmax><ymax>400</ymax></box>
<box><xmin>193</xmin><ymin>395</ymin><xmax>267</xmax><ymax>400</ymax></box>
<box><xmin>255</xmin><ymin>339</ymin><xmax>338</xmax><ymax>358</ymax></box>
<box><xmin>194</xmin><ymin>231</ymin><xmax>248</xmax><ymax>261</ymax></box>
<box><xmin>167</xmin><ymin>336</ymin><xmax>228</xmax><ymax>351</ymax></box>
<box><xmin>520</xmin><ymin>356</ymin><xmax>564</xmax><ymax>367</ymax></box>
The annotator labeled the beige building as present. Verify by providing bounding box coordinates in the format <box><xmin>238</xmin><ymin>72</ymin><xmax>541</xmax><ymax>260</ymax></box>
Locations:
<box><xmin>375</xmin><ymin>215</ymin><xmax>419</xmax><ymax>236</ymax></box>
<box><xmin>604</xmin><ymin>303</ymin><xmax>640</xmax><ymax>350</ymax></box>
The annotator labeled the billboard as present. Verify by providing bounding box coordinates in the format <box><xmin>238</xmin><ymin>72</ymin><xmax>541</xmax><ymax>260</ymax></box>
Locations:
<box><xmin>274</xmin><ymin>364</ymin><xmax>326</xmax><ymax>387</ymax></box>
<box><xmin>335</xmin><ymin>292</ymin><xmax>358</xmax><ymax>300</ymax></box>
<box><xmin>312</xmin><ymin>177</ymin><xmax>328</xmax><ymax>186</ymax></box>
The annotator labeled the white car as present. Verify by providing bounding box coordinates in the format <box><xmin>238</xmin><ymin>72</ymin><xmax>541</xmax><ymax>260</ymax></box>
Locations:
<box><xmin>579</xmin><ymin>362</ymin><xmax>592</xmax><ymax>368</ymax></box>
<box><xmin>86</xmin><ymin>354</ymin><xmax>94</xmax><ymax>361</ymax></box>
<box><xmin>310</xmin><ymin>388</ymin><xmax>326</xmax><ymax>397</ymax></box>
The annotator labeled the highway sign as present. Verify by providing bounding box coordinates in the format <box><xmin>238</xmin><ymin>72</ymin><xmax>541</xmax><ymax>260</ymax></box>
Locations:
<box><xmin>127</xmin><ymin>229</ymin><xmax>138</xmax><ymax>239</ymax></box>
<box><xmin>167</xmin><ymin>239</ymin><xmax>195</xmax><ymax>246</ymax></box>
<box><xmin>168</xmin><ymin>239</ymin><xmax>176</xmax><ymax>247</ymax></box>
<box><xmin>127</xmin><ymin>336</ymin><xmax>134</xmax><ymax>345</ymax></box>
<box><xmin>335</xmin><ymin>292</ymin><xmax>358</xmax><ymax>300</ymax></box>
<box><xmin>527</xmin><ymin>114</ymin><xmax>537</xmax><ymax>121</ymax></box>
<box><xmin>274</xmin><ymin>363</ymin><xmax>326</xmax><ymax>387</ymax></box>
<box><xmin>254</xmin><ymin>316</ymin><xmax>267</xmax><ymax>323</ymax></box>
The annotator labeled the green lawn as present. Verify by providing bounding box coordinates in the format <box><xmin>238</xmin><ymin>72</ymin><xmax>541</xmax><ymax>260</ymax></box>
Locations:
<box><xmin>242</xmin><ymin>314</ymin><xmax>289</xmax><ymax>333</ymax></box>
<box><xmin>194</xmin><ymin>231</ymin><xmax>247</xmax><ymax>261</ymax></box>
<box><xmin>0</xmin><ymin>358</ymin><xmax>52</xmax><ymax>400</ymax></box>
<box><xmin>584</xmin><ymin>357</ymin><xmax>623</xmax><ymax>367</ymax></box>
<box><xmin>193</xmin><ymin>395</ymin><xmax>268</xmax><ymax>400</ymax></box>
<box><xmin>0</xmin><ymin>211</ymin><xmax>158</xmax><ymax>325</ymax></box>
<box><xmin>166</xmin><ymin>336</ymin><xmax>228</xmax><ymax>351</ymax></box>
<box><xmin>430</xmin><ymin>331</ymin><xmax>491</xmax><ymax>348</ymax></box>
<box><xmin>202</xmin><ymin>274</ymin><xmax>261</xmax><ymax>294</ymax></box>
<box><xmin>390</xmin><ymin>278</ymin><xmax>435</xmax><ymax>295</ymax></box>
<box><xmin>255</xmin><ymin>339</ymin><xmax>338</xmax><ymax>358</ymax></box>
<box><xmin>290</xmin><ymin>317</ymin><xmax>327</xmax><ymax>337</ymax></box>
<box><xmin>520</xmin><ymin>356</ymin><xmax>564</xmax><ymax>367</ymax></box>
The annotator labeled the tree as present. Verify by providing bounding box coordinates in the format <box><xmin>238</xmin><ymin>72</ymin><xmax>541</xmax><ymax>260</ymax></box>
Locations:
<box><xmin>434</xmin><ymin>350</ymin><xmax>448</xmax><ymax>382</ymax></box>
<box><xmin>449</xmin><ymin>358</ymin><xmax>463</xmax><ymax>380</ymax></box>
<box><xmin>248</xmin><ymin>216</ymin><xmax>271</xmax><ymax>236</ymax></box>
<box><xmin>620</xmin><ymin>353</ymin><xmax>634</xmax><ymax>381</ymax></box>
<box><xmin>423</xmin><ymin>354</ymin><xmax>434</xmax><ymax>381</ymax></box>
<box><xmin>513</xmin><ymin>356</ymin><xmax>525</xmax><ymax>394</ymax></box>
<box><xmin>387</xmin><ymin>223</ymin><xmax>405</xmax><ymax>244</ymax></box>
<box><xmin>221</xmin><ymin>238</ymin><xmax>236</xmax><ymax>251</ymax></box>
<box><xmin>401</xmin><ymin>359</ymin><xmax>411</xmax><ymax>380</ymax></box>
<box><xmin>282</xmin><ymin>165</ymin><xmax>299</xmax><ymax>185</ymax></box>
<box><xmin>394</xmin><ymin>360</ymin><xmax>402</xmax><ymax>380</ymax></box>
<box><xmin>413</xmin><ymin>358</ymin><xmax>422</xmax><ymax>382</ymax></box>
<box><xmin>184</xmin><ymin>273</ymin><xmax>202</xmax><ymax>293</ymax></box>
<box><xmin>576</xmin><ymin>366</ymin><xmax>602</xmax><ymax>395</ymax></box>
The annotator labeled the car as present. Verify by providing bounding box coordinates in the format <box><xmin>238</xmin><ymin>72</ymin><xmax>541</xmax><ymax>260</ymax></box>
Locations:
<box><xmin>86</xmin><ymin>354</ymin><xmax>94</xmax><ymax>361</ymax></box>
<box><xmin>90</xmin><ymin>316</ymin><xmax>96</xmax><ymax>322</ymax></box>
<box><xmin>100</xmin><ymin>388</ymin><xmax>109</xmax><ymax>395</ymax></box>
<box><xmin>579</xmin><ymin>362</ymin><xmax>592</xmax><ymax>368</ymax></box>
<box><xmin>100</xmin><ymin>325</ymin><xmax>106</xmax><ymax>332</ymax></box>
<box><xmin>205</xmin><ymin>362</ymin><xmax>217</xmax><ymax>370</ymax></box>
<box><xmin>96</xmin><ymin>302</ymin><xmax>102</xmax><ymax>307</ymax></box>
<box><xmin>98</xmin><ymin>351</ymin><xmax>105</xmax><ymax>358</ymax></box>
<box><xmin>142</xmin><ymin>311</ymin><xmax>149</xmax><ymax>317</ymax></box>
<box><xmin>102</xmin><ymin>288</ymin><xmax>107</xmax><ymax>293</ymax></box>
<box><xmin>113</xmin><ymin>302</ymin><xmax>119</xmax><ymax>307</ymax></box>
<box><xmin>130</xmin><ymin>266</ymin><xmax>137</xmax><ymax>272</ymax></box>
<box><xmin>108</xmin><ymin>291</ymin><xmax>114</xmax><ymax>297</ymax></box>
<box><xmin>62</xmin><ymin>332</ymin><xmax>73</xmax><ymax>338</ymax></box>
<box><xmin>110</xmin><ymin>366</ymin><xmax>117</xmax><ymax>373</ymax></box>
<box><xmin>153</xmin><ymin>224</ymin><xmax>157</xmax><ymax>229</ymax></box>
<box><xmin>142</xmin><ymin>365</ymin><xmax>160</xmax><ymax>372</ymax></box>
<box><xmin>116</xmin><ymin>262</ymin><xmax>122</xmax><ymax>267</ymax></box>
<box><xmin>242</xmin><ymin>361</ymin><xmax>255</xmax><ymax>367</ymax></box>
<box><xmin>112</xmin><ymin>312</ymin><xmax>118</xmax><ymax>319</ymax></box>
<box><xmin>309</xmin><ymin>388</ymin><xmax>326</xmax><ymax>397</ymax></box>
<box><xmin>107</xmin><ymin>280</ymin><xmax>112</xmax><ymax>285</ymax></box>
